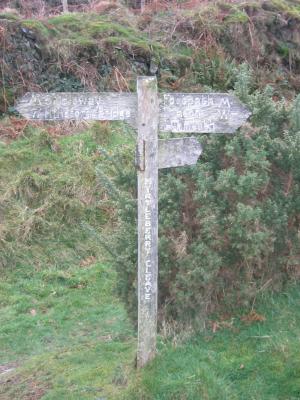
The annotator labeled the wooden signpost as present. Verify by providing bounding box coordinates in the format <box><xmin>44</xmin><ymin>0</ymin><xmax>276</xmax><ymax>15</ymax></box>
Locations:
<box><xmin>16</xmin><ymin>76</ymin><xmax>250</xmax><ymax>368</ymax></box>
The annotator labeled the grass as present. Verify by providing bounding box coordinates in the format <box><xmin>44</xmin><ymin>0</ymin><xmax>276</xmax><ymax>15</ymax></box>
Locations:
<box><xmin>24</xmin><ymin>12</ymin><xmax>164</xmax><ymax>56</ymax></box>
<box><xmin>125</xmin><ymin>285</ymin><xmax>300</xmax><ymax>399</ymax></box>
<box><xmin>224</xmin><ymin>9</ymin><xmax>249</xmax><ymax>24</ymax></box>
<box><xmin>1</xmin><ymin>261</ymin><xmax>299</xmax><ymax>399</ymax></box>
<box><xmin>3</xmin><ymin>1</ymin><xmax>300</xmax><ymax>103</ymax></box>
<box><xmin>0</xmin><ymin>122</ymin><xmax>137</xmax><ymax>399</ymax></box>
<box><xmin>0</xmin><ymin>12</ymin><xmax>19</xmax><ymax>21</ymax></box>
<box><xmin>21</xmin><ymin>19</ymin><xmax>53</xmax><ymax>39</ymax></box>
<box><xmin>270</xmin><ymin>0</ymin><xmax>300</xmax><ymax>19</ymax></box>
<box><xmin>2</xmin><ymin>1</ymin><xmax>300</xmax><ymax>396</ymax></box>
<box><xmin>0</xmin><ymin>121</ymin><xmax>136</xmax><ymax>269</ymax></box>
<box><xmin>0</xmin><ymin>262</ymin><xmax>136</xmax><ymax>399</ymax></box>
<box><xmin>0</xmin><ymin>123</ymin><xmax>299</xmax><ymax>399</ymax></box>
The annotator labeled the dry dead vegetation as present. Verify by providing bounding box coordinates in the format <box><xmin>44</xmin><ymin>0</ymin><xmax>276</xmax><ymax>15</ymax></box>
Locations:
<box><xmin>1</xmin><ymin>0</ymin><xmax>300</xmax><ymax>117</ymax></box>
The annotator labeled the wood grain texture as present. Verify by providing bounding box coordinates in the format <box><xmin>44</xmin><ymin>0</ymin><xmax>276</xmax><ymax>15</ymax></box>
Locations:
<box><xmin>16</xmin><ymin>92</ymin><xmax>251</xmax><ymax>135</ymax></box>
<box><xmin>15</xmin><ymin>92</ymin><xmax>137</xmax><ymax>126</ymax></box>
<box><xmin>137</xmin><ymin>77</ymin><xmax>159</xmax><ymax>369</ymax></box>
<box><xmin>158</xmin><ymin>137</ymin><xmax>202</xmax><ymax>169</ymax></box>
<box><xmin>159</xmin><ymin>93</ymin><xmax>251</xmax><ymax>133</ymax></box>
<box><xmin>62</xmin><ymin>0</ymin><xmax>68</xmax><ymax>12</ymax></box>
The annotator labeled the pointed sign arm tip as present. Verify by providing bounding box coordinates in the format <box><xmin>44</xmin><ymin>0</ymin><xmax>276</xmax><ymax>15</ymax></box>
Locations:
<box><xmin>159</xmin><ymin>93</ymin><xmax>251</xmax><ymax>134</ymax></box>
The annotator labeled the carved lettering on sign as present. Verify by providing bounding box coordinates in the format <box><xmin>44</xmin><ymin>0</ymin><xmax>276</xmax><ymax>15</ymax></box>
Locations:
<box><xmin>159</xmin><ymin>93</ymin><xmax>250</xmax><ymax>134</ymax></box>
<box><xmin>144</xmin><ymin>178</ymin><xmax>152</xmax><ymax>301</ymax></box>
<box><xmin>15</xmin><ymin>93</ymin><xmax>137</xmax><ymax>125</ymax></box>
<box><xmin>17</xmin><ymin>92</ymin><xmax>251</xmax><ymax>136</ymax></box>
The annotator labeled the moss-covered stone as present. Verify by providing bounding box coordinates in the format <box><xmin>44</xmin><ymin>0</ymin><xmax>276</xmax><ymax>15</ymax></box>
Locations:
<box><xmin>0</xmin><ymin>12</ymin><xmax>170</xmax><ymax>108</ymax></box>
<box><xmin>21</xmin><ymin>19</ymin><xmax>53</xmax><ymax>38</ymax></box>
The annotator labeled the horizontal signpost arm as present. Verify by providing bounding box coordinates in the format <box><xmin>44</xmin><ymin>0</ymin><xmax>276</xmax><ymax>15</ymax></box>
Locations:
<box><xmin>158</xmin><ymin>137</ymin><xmax>202</xmax><ymax>169</ymax></box>
<box><xmin>15</xmin><ymin>92</ymin><xmax>137</xmax><ymax>126</ymax></box>
<box><xmin>16</xmin><ymin>91</ymin><xmax>251</xmax><ymax>135</ymax></box>
<box><xmin>159</xmin><ymin>93</ymin><xmax>251</xmax><ymax>134</ymax></box>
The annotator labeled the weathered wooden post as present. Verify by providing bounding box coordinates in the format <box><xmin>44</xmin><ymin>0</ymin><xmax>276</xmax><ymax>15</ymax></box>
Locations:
<box><xmin>15</xmin><ymin>76</ymin><xmax>250</xmax><ymax>369</ymax></box>
<box><xmin>136</xmin><ymin>77</ymin><xmax>159</xmax><ymax>368</ymax></box>
<box><xmin>62</xmin><ymin>0</ymin><xmax>68</xmax><ymax>13</ymax></box>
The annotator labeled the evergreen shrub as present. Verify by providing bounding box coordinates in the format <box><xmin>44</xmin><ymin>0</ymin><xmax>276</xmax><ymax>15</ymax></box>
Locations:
<box><xmin>97</xmin><ymin>65</ymin><xmax>300</xmax><ymax>326</ymax></box>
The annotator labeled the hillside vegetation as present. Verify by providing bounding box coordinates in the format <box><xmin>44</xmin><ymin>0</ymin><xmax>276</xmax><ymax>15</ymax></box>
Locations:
<box><xmin>0</xmin><ymin>1</ymin><xmax>300</xmax><ymax>398</ymax></box>
<box><xmin>0</xmin><ymin>129</ymin><xmax>299</xmax><ymax>399</ymax></box>
<box><xmin>1</xmin><ymin>0</ymin><xmax>300</xmax><ymax>113</ymax></box>
<box><xmin>1</xmin><ymin>0</ymin><xmax>300</xmax><ymax>324</ymax></box>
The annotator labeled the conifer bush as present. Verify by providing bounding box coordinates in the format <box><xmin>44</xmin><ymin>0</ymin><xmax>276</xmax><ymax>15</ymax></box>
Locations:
<box><xmin>97</xmin><ymin>65</ymin><xmax>300</xmax><ymax>326</ymax></box>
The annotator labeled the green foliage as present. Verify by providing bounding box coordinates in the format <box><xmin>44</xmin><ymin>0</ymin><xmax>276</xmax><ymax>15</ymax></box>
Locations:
<box><xmin>100</xmin><ymin>64</ymin><xmax>300</xmax><ymax>327</ymax></box>
<box><xmin>3</xmin><ymin>1</ymin><xmax>300</xmax><ymax>111</ymax></box>
<box><xmin>87</xmin><ymin>130</ymin><xmax>138</xmax><ymax>319</ymax></box>
<box><xmin>0</xmin><ymin>263</ymin><xmax>135</xmax><ymax>399</ymax></box>
<box><xmin>224</xmin><ymin>9</ymin><xmax>249</xmax><ymax>24</ymax></box>
<box><xmin>0</xmin><ymin>126</ymin><xmax>108</xmax><ymax>269</ymax></box>
<box><xmin>270</xmin><ymin>0</ymin><xmax>300</xmax><ymax>19</ymax></box>
<box><xmin>46</xmin><ymin>13</ymin><xmax>162</xmax><ymax>56</ymax></box>
<box><xmin>0</xmin><ymin>87</ymin><xmax>15</xmax><ymax>114</ymax></box>
<box><xmin>124</xmin><ymin>284</ymin><xmax>300</xmax><ymax>400</ymax></box>
<box><xmin>46</xmin><ymin>74</ymin><xmax>84</xmax><ymax>92</ymax></box>
<box><xmin>1</xmin><ymin>251</ymin><xmax>300</xmax><ymax>399</ymax></box>
<box><xmin>291</xmin><ymin>94</ymin><xmax>300</xmax><ymax>131</ymax></box>
<box><xmin>192</xmin><ymin>54</ymin><xmax>238</xmax><ymax>91</ymax></box>
<box><xmin>21</xmin><ymin>19</ymin><xmax>52</xmax><ymax>38</ymax></box>
<box><xmin>0</xmin><ymin>12</ymin><xmax>19</xmax><ymax>21</ymax></box>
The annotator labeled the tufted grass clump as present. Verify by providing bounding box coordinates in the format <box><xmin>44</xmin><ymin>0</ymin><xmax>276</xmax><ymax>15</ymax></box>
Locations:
<box><xmin>0</xmin><ymin>122</ymin><xmax>121</xmax><ymax>269</ymax></box>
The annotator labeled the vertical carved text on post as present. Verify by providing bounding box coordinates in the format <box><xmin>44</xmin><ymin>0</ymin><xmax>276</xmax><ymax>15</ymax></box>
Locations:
<box><xmin>144</xmin><ymin>178</ymin><xmax>153</xmax><ymax>301</ymax></box>
<box><xmin>137</xmin><ymin>77</ymin><xmax>159</xmax><ymax>369</ymax></box>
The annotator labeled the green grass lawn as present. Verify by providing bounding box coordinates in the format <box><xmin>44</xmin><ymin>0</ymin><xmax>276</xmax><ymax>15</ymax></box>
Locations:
<box><xmin>127</xmin><ymin>285</ymin><xmax>300</xmax><ymax>400</ymax></box>
<box><xmin>0</xmin><ymin>262</ymin><xmax>136</xmax><ymax>399</ymax></box>
<box><xmin>0</xmin><ymin>124</ymin><xmax>300</xmax><ymax>399</ymax></box>
<box><xmin>0</xmin><ymin>260</ymin><xmax>300</xmax><ymax>399</ymax></box>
